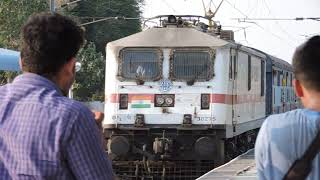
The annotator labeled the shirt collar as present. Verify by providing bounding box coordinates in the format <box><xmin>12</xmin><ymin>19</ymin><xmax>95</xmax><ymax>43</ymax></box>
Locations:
<box><xmin>302</xmin><ymin>108</ymin><xmax>320</xmax><ymax>117</ymax></box>
<box><xmin>13</xmin><ymin>73</ymin><xmax>63</xmax><ymax>96</ymax></box>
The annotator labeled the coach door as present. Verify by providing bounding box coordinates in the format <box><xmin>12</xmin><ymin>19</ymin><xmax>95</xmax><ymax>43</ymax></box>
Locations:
<box><xmin>230</xmin><ymin>49</ymin><xmax>238</xmax><ymax>133</ymax></box>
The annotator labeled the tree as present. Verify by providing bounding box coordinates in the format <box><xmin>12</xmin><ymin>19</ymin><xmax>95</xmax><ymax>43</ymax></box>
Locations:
<box><xmin>0</xmin><ymin>71</ymin><xmax>18</xmax><ymax>85</ymax></box>
<box><xmin>0</xmin><ymin>0</ymin><xmax>48</xmax><ymax>85</ymax></box>
<box><xmin>64</xmin><ymin>0</ymin><xmax>143</xmax><ymax>101</ymax></box>
<box><xmin>0</xmin><ymin>0</ymin><xmax>144</xmax><ymax>102</ymax></box>
<box><xmin>65</xmin><ymin>0</ymin><xmax>143</xmax><ymax>53</ymax></box>
<box><xmin>73</xmin><ymin>42</ymin><xmax>105</xmax><ymax>101</ymax></box>
<box><xmin>0</xmin><ymin>0</ymin><xmax>48</xmax><ymax>49</ymax></box>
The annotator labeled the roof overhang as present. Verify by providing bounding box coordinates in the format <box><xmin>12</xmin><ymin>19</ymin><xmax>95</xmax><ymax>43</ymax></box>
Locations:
<box><xmin>107</xmin><ymin>28</ymin><xmax>229</xmax><ymax>54</ymax></box>
<box><xmin>0</xmin><ymin>48</ymin><xmax>20</xmax><ymax>71</ymax></box>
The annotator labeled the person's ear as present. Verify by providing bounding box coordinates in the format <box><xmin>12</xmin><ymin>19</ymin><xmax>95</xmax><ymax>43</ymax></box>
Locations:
<box><xmin>293</xmin><ymin>79</ymin><xmax>304</xmax><ymax>97</ymax></box>
<box><xmin>19</xmin><ymin>58</ymin><xmax>23</xmax><ymax>71</ymax></box>
<box><xmin>65</xmin><ymin>57</ymin><xmax>76</xmax><ymax>75</ymax></box>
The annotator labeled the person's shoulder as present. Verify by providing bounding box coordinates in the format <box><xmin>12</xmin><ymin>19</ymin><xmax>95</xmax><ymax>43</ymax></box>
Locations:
<box><xmin>58</xmin><ymin>96</ymin><xmax>84</xmax><ymax>109</ymax></box>
<box><xmin>266</xmin><ymin>109</ymin><xmax>303</xmax><ymax>123</ymax></box>
<box><xmin>264</xmin><ymin>109</ymin><xmax>305</xmax><ymax>126</ymax></box>
<box><xmin>0</xmin><ymin>84</ymin><xmax>9</xmax><ymax>96</ymax></box>
<box><xmin>0</xmin><ymin>83</ymin><xmax>17</xmax><ymax>101</ymax></box>
<box><xmin>56</xmin><ymin>96</ymin><xmax>91</xmax><ymax>114</ymax></box>
<box><xmin>0</xmin><ymin>83</ymin><xmax>13</xmax><ymax>93</ymax></box>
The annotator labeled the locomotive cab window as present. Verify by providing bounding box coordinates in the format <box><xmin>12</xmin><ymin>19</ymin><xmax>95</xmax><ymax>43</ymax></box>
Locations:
<box><xmin>118</xmin><ymin>48</ymin><xmax>162</xmax><ymax>81</ymax></box>
<box><xmin>170</xmin><ymin>49</ymin><xmax>214</xmax><ymax>83</ymax></box>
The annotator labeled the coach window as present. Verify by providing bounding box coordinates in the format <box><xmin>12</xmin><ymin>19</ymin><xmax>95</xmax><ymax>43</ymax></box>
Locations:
<box><xmin>277</xmin><ymin>71</ymin><xmax>281</xmax><ymax>86</ymax></box>
<box><xmin>229</xmin><ymin>52</ymin><xmax>233</xmax><ymax>80</ymax></box>
<box><xmin>272</xmin><ymin>69</ymin><xmax>276</xmax><ymax>85</ymax></box>
<box><xmin>119</xmin><ymin>48</ymin><xmax>162</xmax><ymax>82</ymax></box>
<box><xmin>170</xmin><ymin>49</ymin><xmax>214</xmax><ymax>83</ymax></box>
<box><xmin>248</xmin><ymin>55</ymin><xmax>251</xmax><ymax>91</ymax></box>
<box><xmin>229</xmin><ymin>49</ymin><xmax>237</xmax><ymax>80</ymax></box>
<box><xmin>233</xmin><ymin>55</ymin><xmax>237</xmax><ymax>79</ymax></box>
<box><xmin>261</xmin><ymin>60</ymin><xmax>265</xmax><ymax>96</ymax></box>
<box><xmin>282</xmin><ymin>71</ymin><xmax>286</xmax><ymax>86</ymax></box>
<box><xmin>286</xmin><ymin>72</ymin><xmax>289</xmax><ymax>86</ymax></box>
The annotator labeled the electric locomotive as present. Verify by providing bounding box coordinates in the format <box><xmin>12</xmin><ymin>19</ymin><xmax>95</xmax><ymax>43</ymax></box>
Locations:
<box><xmin>103</xmin><ymin>15</ymin><xmax>299</xmax><ymax>179</ymax></box>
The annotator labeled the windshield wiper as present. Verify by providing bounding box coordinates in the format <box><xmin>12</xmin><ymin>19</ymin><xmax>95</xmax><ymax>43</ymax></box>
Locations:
<box><xmin>135</xmin><ymin>74</ymin><xmax>145</xmax><ymax>85</ymax></box>
<box><xmin>135</xmin><ymin>65</ymin><xmax>146</xmax><ymax>85</ymax></box>
<box><xmin>186</xmin><ymin>65</ymin><xmax>208</xmax><ymax>86</ymax></box>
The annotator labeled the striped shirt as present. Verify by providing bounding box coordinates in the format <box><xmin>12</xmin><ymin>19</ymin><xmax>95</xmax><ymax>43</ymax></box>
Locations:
<box><xmin>0</xmin><ymin>73</ymin><xmax>113</xmax><ymax>179</ymax></box>
<box><xmin>255</xmin><ymin>109</ymin><xmax>320</xmax><ymax>180</ymax></box>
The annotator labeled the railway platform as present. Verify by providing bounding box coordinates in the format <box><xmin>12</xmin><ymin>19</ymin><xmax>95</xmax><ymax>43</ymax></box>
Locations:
<box><xmin>197</xmin><ymin>149</ymin><xmax>256</xmax><ymax>180</ymax></box>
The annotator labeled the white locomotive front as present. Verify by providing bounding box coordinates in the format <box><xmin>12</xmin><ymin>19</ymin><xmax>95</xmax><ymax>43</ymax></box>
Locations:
<box><xmin>103</xmin><ymin>15</ymin><xmax>297</xmax><ymax>179</ymax></box>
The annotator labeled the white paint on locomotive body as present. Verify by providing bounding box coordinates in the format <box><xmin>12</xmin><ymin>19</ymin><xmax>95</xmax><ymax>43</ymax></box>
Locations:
<box><xmin>104</xmin><ymin>47</ymin><xmax>233</xmax><ymax>127</ymax></box>
<box><xmin>103</xmin><ymin>26</ymin><xmax>298</xmax><ymax>138</ymax></box>
<box><xmin>233</xmin><ymin>51</ymin><xmax>265</xmax><ymax>123</ymax></box>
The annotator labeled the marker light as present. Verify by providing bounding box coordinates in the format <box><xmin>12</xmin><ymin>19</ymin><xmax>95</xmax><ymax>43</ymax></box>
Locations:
<box><xmin>119</xmin><ymin>94</ymin><xmax>128</xmax><ymax>109</ymax></box>
<box><xmin>201</xmin><ymin>94</ymin><xmax>210</xmax><ymax>110</ymax></box>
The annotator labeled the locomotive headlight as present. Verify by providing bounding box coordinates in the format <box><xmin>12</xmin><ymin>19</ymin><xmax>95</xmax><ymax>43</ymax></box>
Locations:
<box><xmin>165</xmin><ymin>97</ymin><xmax>173</xmax><ymax>105</ymax></box>
<box><xmin>156</xmin><ymin>97</ymin><xmax>165</xmax><ymax>105</ymax></box>
<box><xmin>155</xmin><ymin>94</ymin><xmax>175</xmax><ymax>107</ymax></box>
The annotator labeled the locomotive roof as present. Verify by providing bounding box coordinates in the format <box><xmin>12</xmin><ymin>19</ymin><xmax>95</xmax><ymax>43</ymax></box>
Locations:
<box><xmin>247</xmin><ymin>46</ymin><xmax>293</xmax><ymax>72</ymax></box>
<box><xmin>107</xmin><ymin>27</ymin><xmax>229</xmax><ymax>52</ymax></box>
<box><xmin>106</xmin><ymin>27</ymin><xmax>293</xmax><ymax>72</ymax></box>
<box><xmin>268</xmin><ymin>55</ymin><xmax>293</xmax><ymax>71</ymax></box>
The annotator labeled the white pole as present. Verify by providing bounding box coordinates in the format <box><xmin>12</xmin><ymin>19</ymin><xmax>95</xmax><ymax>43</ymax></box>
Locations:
<box><xmin>50</xmin><ymin>0</ymin><xmax>55</xmax><ymax>13</ymax></box>
<box><xmin>68</xmin><ymin>85</ymin><xmax>73</xmax><ymax>99</ymax></box>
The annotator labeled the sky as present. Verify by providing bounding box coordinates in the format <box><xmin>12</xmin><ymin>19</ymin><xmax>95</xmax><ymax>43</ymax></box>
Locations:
<box><xmin>142</xmin><ymin>0</ymin><xmax>320</xmax><ymax>63</ymax></box>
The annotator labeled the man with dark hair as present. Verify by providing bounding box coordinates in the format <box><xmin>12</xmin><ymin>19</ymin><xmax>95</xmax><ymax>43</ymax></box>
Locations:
<box><xmin>255</xmin><ymin>36</ymin><xmax>320</xmax><ymax>180</ymax></box>
<box><xmin>0</xmin><ymin>12</ymin><xmax>113</xmax><ymax>179</ymax></box>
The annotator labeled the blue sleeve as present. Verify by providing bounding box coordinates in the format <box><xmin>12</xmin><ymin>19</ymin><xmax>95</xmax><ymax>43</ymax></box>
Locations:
<box><xmin>65</xmin><ymin>108</ymin><xmax>113</xmax><ymax>180</ymax></box>
<box><xmin>255</xmin><ymin>117</ymin><xmax>287</xmax><ymax>180</ymax></box>
<box><xmin>255</xmin><ymin>119</ymin><xmax>269</xmax><ymax>180</ymax></box>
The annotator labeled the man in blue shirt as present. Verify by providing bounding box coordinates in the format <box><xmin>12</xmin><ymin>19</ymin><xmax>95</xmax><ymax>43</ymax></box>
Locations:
<box><xmin>0</xmin><ymin>13</ymin><xmax>113</xmax><ymax>179</ymax></box>
<box><xmin>255</xmin><ymin>36</ymin><xmax>320</xmax><ymax>180</ymax></box>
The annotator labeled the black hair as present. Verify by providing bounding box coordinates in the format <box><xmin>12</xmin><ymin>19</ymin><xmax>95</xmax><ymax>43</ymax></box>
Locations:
<box><xmin>20</xmin><ymin>12</ymin><xmax>84</xmax><ymax>77</ymax></box>
<box><xmin>292</xmin><ymin>35</ymin><xmax>320</xmax><ymax>91</ymax></box>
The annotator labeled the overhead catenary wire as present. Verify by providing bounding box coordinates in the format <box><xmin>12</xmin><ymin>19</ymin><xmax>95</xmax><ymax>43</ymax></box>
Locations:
<box><xmin>232</xmin><ymin>17</ymin><xmax>320</xmax><ymax>21</ymax></box>
<box><xmin>163</xmin><ymin>0</ymin><xmax>178</xmax><ymax>14</ymax></box>
<box><xmin>71</xmin><ymin>0</ymin><xmax>316</xmax><ymax>47</ymax></box>
<box><xmin>224</xmin><ymin>0</ymin><xmax>248</xmax><ymax>18</ymax></box>
<box><xmin>261</xmin><ymin>0</ymin><xmax>300</xmax><ymax>44</ymax></box>
<box><xmin>226</xmin><ymin>0</ymin><xmax>319</xmax><ymax>22</ymax></box>
<box><xmin>60</xmin><ymin>0</ymin><xmax>142</xmax><ymax>17</ymax></box>
<box><xmin>223</xmin><ymin>0</ymin><xmax>296</xmax><ymax>47</ymax></box>
<box><xmin>65</xmin><ymin>0</ymin><xmax>142</xmax><ymax>26</ymax></box>
<box><xmin>208</xmin><ymin>0</ymin><xmax>216</xmax><ymax>9</ymax></box>
<box><xmin>240</xmin><ymin>20</ymin><xmax>296</xmax><ymax>47</ymax></box>
<box><xmin>60</xmin><ymin>0</ymin><xmax>82</xmax><ymax>8</ymax></box>
<box><xmin>301</xmin><ymin>32</ymin><xmax>320</xmax><ymax>38</ymax></box>
<box><xmin>247</xmin><ymin>0</ymin><xmax>259</xmax><ymax>17</ymax></box>
<box><xmin>80</xmin><ymin>16</ymin><xmax>141</xmax><ymax>26</ymax></box>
